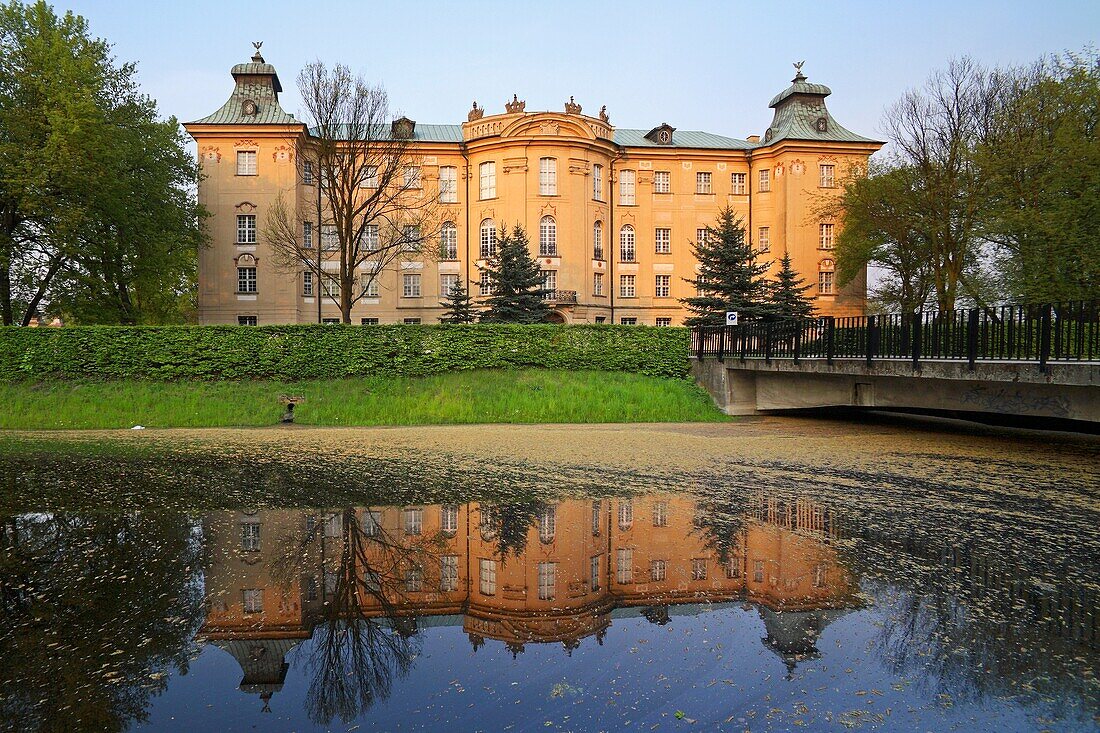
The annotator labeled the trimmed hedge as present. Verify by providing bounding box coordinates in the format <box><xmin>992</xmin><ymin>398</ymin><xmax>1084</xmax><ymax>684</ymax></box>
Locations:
<box><xmin>0</xmin><ymin>324</ymin><xmax>691</xmax><ymax>381</ymax></box>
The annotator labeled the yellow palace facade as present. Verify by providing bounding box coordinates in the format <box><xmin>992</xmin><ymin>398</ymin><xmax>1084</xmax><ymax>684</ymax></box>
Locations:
<box><xmin>186</xmin><ymin>49</ymin><xmax>882</xmax><ymax>326</ymax></box>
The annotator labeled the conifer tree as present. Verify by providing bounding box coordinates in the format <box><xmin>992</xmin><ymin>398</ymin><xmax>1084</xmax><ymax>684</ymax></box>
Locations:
<box><xmin>680</xmin><ymin>207</ymin><xmax>771</xmax><ymax>326</ymax></box>
<box><xmin>479</xmin><ymin>224</ymin><xmax>552</xmax><ymax>323</ymax></box>
<box><xmin>769</xmin><ymin>251</ymin><xmax>816</xmax><ymax>319</ymax></box>
<box><xmin>439</xmin><ymin>280</ymin><xmax>478</xmax><ymax>323</ymax></box>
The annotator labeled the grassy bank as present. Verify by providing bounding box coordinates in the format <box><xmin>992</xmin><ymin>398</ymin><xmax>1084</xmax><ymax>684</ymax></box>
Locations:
<box><xmin>0</xmin><ymin>369</ymin><xmax>726</xmax><ymax>429</ymax></box>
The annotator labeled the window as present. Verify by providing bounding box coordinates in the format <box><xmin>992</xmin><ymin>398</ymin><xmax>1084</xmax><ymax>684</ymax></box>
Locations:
<box><xmin>593</xmin><ymin>272</ymin><xmax>604</xmax><ymax>296</ymax></box>
<box><xmin>322</xmin><ymin>317</ymin><xmax>340</xmax><ymax>324</ymax></box>
<box><xmin>758</xmin><ymin>168</ymin><xmax>770</xmax><ymax>192</ymax></box>
<box><xmin>753</xmin><ymin>560</ymin><xmax>765</xmax><ymax>583</ymax></box>
<box><xmin>324</xmin><ymin>513</ymin><xmax>342</xmax><ymax>537</ymax></box>
<box><xmin>591</xmin><ymin>500</ymin><xmax>602</xmax><ymax>536</ymax></box>
<box><xmin>594</xmin><ymin>316</ymin><xmax>606</xmax><ymax>323</ymax></box>
<box><xmin>650</xmin><ymin>559</ymin><xmax>667</xmax><ymax>582</ymax></box>
<box><xmin>439</xmin><ymin>166</ymin><xmax>458</xmax><ymax>203</ymax></box>
<box><xmin>324</xmin><ymin>569</ymin><xmax>339</xmax><ymax>595</ymax></box>
<box><xmin>655</xmin><ymin>228</ymin><xmax>671</xmax><ymax>254</ymax></box>
<box><xmin>731</xmin><ymin>172</ymin><xmax>746</xmax><ymax>195</ymax></box>
<box><xmin>653</xmin><ymin>170</ymin><xmax>671</xmax><ymax>194</ymax></box>
<box><xmin>236</xmin><ymin>150</ymin><xmax>257</xmax><ymax>176</ymax></box>
<box><xmin>479</xmin><ymin>219</ymin><xmax>497</xmax><ymax>259</ymax></box>
<box><xmin>303</xmin><ymin>161</ymin><xmax>314</xmax><ymax>185</ymax></box>
<box><xmin>618</xmin><ymin>499</ymin><xmax>634</xmax><ymax>529</ymax></box>
<box><xmin>441</xmin><ymin>504</ymin><xmax>458</xmax><ymax>535</ymax></box>
<box><xmin>440</xmin><ymin>221</ymin><xmax>458</xmax><ymax>259</ymax></box>
<box><xmin>758</xmin><ymin>227</ymin><xmax>770</xmax><ymax>253</ymax></box>
<box><xmin>537</xmin><ymin>562</ymin><xmax>557</xmax><ymax>600</ymax></box>
<box><xmin>405</xmin><ymin>565</ymin><xmax>423</xmax><ymax>592</ymax></box>
<box><xmin>655</xmin><ymin>317</ymin><xmax>671</xmax><ymax>327</ymax></box>
<box><xmin>362</xmin><ymin>165</ymin><xmax>379</xmax><ymax>188</ymax></box>
<box><xmin>819</xmin><ymin>163</ymin><xmax>835</xmax><ymax>188</ymax></box>
<box><xmin>479</xmin><ymin>161</ymin><xmax>496</xmax><ymax>199</ymax></box>
<box><xmin>692</xmin><ymin>558</ymin><xmax>708</xmax><ymax>581</ymax></box>
<box><xmin>361</xmin><ymin>317</ymin><xmax>379</xmax><ymax>325</ymax></box>
<box><xmin>590</xmin><ymin>555</ymin><xmax>601</xmax><ymax>591</ymax></box>
<box><xmin>241</xmin><ymin>521</ymin><xmax>260</xmax><ymax>551</ymax></box>
<box><xmin>358</xmin><ymin>224</ymin><xmax>379</xmax><ymax>253</ymax></box>
<box><xmin>619</xmin><ymin>169</ymin><xmax>636</xmax><ymax>204</ymax></box>
<box><xmin>616</xmin><ymin>548</ymin><xmax>633</xmax><ymax>584</ymax></box>
<box><xmin>441</xmin><ymin>555</ymin><xmax>459</xmax><ymax>592</ymax></box>
<box><xmin>539</xmin><ymin>157</ymin><xmax>557</xmax><ymax>195</ymax></box>
<box><xmin>655</xmin><ymin>275</ymin><xmax>670</xmax><ymax>298</ymax></box>
<box><xmin>242</xmin><ymin>588</ymin><xmax>263</xmax><ymax>613</ymax></box>
<box><xmin>402</xmin><ymin>274</ymin><xmax>421</xmax><ymax>297</ymax></box>
<box><xmin>403</xmin><ymin>317</ymin><xmax>421</xmax><ymax>325</ymax></box>
<box><xmin>403</xmin><ymin>165</ymin><xmax>421</xmax><ymax>188</ymax></box>
<box><xmin>652</xmin><ymin>500</ymin><xmax>668</xmax><ymax>527</ymax></box>
<box><xmin>362</xmin><ymin>510</ymin><xmax>381</xmax><ymax>536</ymax></box>
<box><xmin>592</xmin><ymin>163</ymin><xmax>603</xmax><ymax>200</ymax></box>
<box><xmin>237</xmin><ymin>315</ymin><xmax>257</xmax><ymax>326</ymax></box>
<box><xmin>361</xmin><ymin>274</ymin><xmax>379</xmax><ymax>298</ymax></box>
<box><xmin>620</xmin><ymin>317</ymin><xmax>637</xmax><ymax>325</ymax></box>
<box><xmin>539</xmin><ymin>216</ymin><xmax>557</xmax><ymax>256</ymax></box>
<box><xmin>726</xmin><ymin>557</ymin><xmax>742</xmax><ymax>579</ymax></box>
<box><xmin>237</xmin><ymin>264</ymin><xmax>257</xmax><ymax>293</ymax></box>
<box><xmin>813</xmin><ymin>563</ymin><xmax>827</xmax><ymax>588</ymax></box>
<box><xmin>593</xmin><ymin>221</ymin><xmax>604</xmax><ymax>260</ymax></box>
<box><xmin>819</xmin><ymin>264</ymin><xmax>835</xmax><ymax>295</ymax></box>
<box><xmin>322</xmin><ymin>276</ymin><xmax>340</xmax><ymax>299</ymax></box>
<box><xmin>441</xmin><ymin>273</ymin><xmax>459</xmax><ymax>296</ymax></box>
<box><xmin>403</xmin><ymin>507</ymin><xmax>423</xmax><ymax>535</ymax></box>
<box><xmin>620</xmin><ymin>225</ymin><xmax>635</xmax><ymax>262</ymax></box>
<box><xmin>478</xmin><ymin>269</ymin><xmax>492</xmax><ymax>296</ymax></box>
<box><xmin>479</xmin><ymin>558</ymin><xmax>497</xmax><ymax>595</ymax></box>
<box><xmin>303</xmin><ymin>271</ymin><xmax>314</xmax><ymax>296</ymax></box>
<box><xmin>696</xmin><ymin>228</ymin><xmax>710</xmax><ymax>247</ymax></box>
<box><xmin>538</xmin><ymin>505</ymin><xmax>556</xmax><ymax>544</ymax></box>
<box><xmin>304</xmin><ymin>576</ymin><xmax>318</xmax><ymax>602</ymax></box>
<box><xmin>619</xmin><ymin>274</ymin><xmax>636</xmax><ymax>298</ymax></box>
<box><xmin>321</xmin><ymin>225</ymin><xmax>338</xmax><ymax>251</ymax></box>
<box><xmin>303</xmin><ymin>221</ymin><xmax>313</xmax><ymax>249</ymax></box>
<box><xmin>696</xmin><ymin>171</ymin><xmax>712</xmax><ymax>194</ymax></box>
<box><xmin>402</xmin><ymin>225</ymin><xmax>421</xmax><ymax>253</ymax></box>
<box><xmin>820</xmin><ymin>223</ymin><xmax>835</xmax><ymax>249</ymax></box>
<box><xmin>541</xmin><ymin>270</ymin><xmax>557</xmax><ymax>293</ymax></box>
<box><xmin>236</xmin><ymin>214</ymin><xmax>256</xmax><ymax>244</ymax></box>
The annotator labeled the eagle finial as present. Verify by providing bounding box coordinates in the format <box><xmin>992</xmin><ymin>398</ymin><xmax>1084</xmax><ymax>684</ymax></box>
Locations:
<box><xmin>792</xmin><ymin>60</ymin><xmax>807</xmax><ymax>82</ymax></box>
<box><xmin>253</xmin><ymin>41</ymin><xmax>263</xmax><ymax>51</ymax></box>
<box><xmin>251</xmin><ymin>41</ymin><xmax>264</xmax><ymax>63</ymax></box>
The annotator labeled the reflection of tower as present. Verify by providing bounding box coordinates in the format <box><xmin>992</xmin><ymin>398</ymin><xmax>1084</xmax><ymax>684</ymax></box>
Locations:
<box><xmin>212</xmin><ymin>639</ymin><xmax>302</xmax><ymax>711</ymax></box>
<box><xmin>757</xmin><ymin>607</ymin><xmax>852</xmax><ymax>677</ymax></box>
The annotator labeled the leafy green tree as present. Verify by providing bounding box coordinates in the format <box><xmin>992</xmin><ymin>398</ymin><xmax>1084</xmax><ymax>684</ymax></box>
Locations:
<box><xmin>0</xmin><ymin>1</ymin><xmax>204</xmax><ymax>325</ymax></box>
<box><xmin>769</xmin><ymin>251</ymin><xmax>816</xmax><ymax>319</ymax></box>
<box><xmin>680</xmin><ymin>206</ymin><xmax>771</xmax><ymax>326</ymax></box>
<box><xmin>439</xmin><ymin>279</ymin><xmax>477</xmax><ymax>323</ymax></box>
<box><xmin>479</xmin><ymin>224</ymin><xmax>551</xmax><ymax>323</ymax></box>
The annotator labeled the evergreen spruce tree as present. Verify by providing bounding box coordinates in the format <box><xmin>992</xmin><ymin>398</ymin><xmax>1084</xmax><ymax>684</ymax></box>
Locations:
<box><xmin>439</xmin><ymin>280</ymin><xmax>478</xmax><ymax>323</ymax></box>
<box><xmin>479</xmin><ymin>224</ymin><xmax>552</xmax><ymax>323</ymax></box>
<box><xmin>680</xmin><ymin>207</ymin><xmax>771</xmax><ymax>326</ymax></box>
<box><xmin>769</xmin><ymin>251</ymin><xmax>816</xmax><ymax>319</ymax></box>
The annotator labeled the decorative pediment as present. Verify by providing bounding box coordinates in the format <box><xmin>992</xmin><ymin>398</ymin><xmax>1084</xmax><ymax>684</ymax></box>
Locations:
<box><xmin>644</xmin><ymin>123</ymin><xmax>675</xmax><ymax>145</ymax></box>
<box><xmin>234</xmin><ymin>139</ymin><xmax>259</xmax><ymax>148</ymax></box>
<box><xmin>391</xmin><ymin>117</ymin><xmax>416</xmax><ymax>139</ymax></box>
<box><xmin>568</xmin><ymin>158</ymin><xmax>590</xmax><ymax>175</ymax></box>
<box><xmin>234</xmin><ymin>201</ymin><xmax>258</xmax><ymax>212</ymax></box>
<box><xmin>540</xmin><ymin>202</ymin><xmax>557</xmax><ymax>217</ymax></box>
<box><xmin>502</xmin><ymin>157</ymin><xmax>528</xmax><ymax>174</ymax></box>
<box><xmin>499</xmin><ymin>113</ymin><xmax>597</xmax><ymax>141</ymax></box>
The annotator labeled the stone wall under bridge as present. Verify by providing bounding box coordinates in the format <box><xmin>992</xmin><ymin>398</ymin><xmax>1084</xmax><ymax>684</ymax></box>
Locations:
<box><xmin>691</xmin><ymin>356</ymin><xmax>1100</xmax><ymax>424</ymax></box>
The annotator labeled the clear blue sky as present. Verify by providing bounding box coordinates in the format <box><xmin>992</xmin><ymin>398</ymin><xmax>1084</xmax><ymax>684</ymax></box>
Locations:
<box><xmin>66</xmin><ymin>0</ymin><xmax>1097</xmax><ymax>141</ymax></box>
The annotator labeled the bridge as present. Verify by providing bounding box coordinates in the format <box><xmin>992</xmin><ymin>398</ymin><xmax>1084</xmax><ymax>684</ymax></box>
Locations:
<box><xmin>691</xmin><ymin>301</ymin><xmax>1100</xmax><ymax>424</ymax></box>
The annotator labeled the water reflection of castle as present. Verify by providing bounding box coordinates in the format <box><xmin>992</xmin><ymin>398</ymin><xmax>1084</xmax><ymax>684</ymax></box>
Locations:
<box><xmin>199</xmin><ymin>494</ymin><xmax>858</xmax><ymax>707</ymax></box>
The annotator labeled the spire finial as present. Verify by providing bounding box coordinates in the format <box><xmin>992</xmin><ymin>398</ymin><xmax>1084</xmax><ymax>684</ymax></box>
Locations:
<box><xmin>792</xmin><ymin>60</ymin><xmax>806</xmax><ymax>82</ymax></box>
<box><xmin>251</xmin><ymin>41</ymin><xmax>264</xmax><ymax>63</ymax></box>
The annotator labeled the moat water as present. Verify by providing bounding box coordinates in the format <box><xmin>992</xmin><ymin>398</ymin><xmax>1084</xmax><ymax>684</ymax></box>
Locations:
<box><xmin>0</xmin><ymin>417</ymin><xmax>1097</xmax><ymax>732</ymax></box>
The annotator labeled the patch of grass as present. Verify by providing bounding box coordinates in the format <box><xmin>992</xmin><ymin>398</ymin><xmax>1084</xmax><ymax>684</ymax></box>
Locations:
<box><xmin>0</xmin><ymin>370</ymin><xmax>727</xmax><ymax>429</ymax></box>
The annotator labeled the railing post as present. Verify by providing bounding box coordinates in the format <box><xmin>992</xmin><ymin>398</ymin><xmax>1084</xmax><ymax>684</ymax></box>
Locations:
<box><xmin>764</xmin><ymin>322</ymin><xmax>773</xmax><ymax>364</ymax></box>
<box><xmin>792</xmin><ymin>320</ymin><xmax>802</xmax><ymax>364</ymax></box>
<box><xmin>695</xmin><ymin>328</ymin><xmax>704</xmax><ymax>360</ymax></box>
<box><xmin>740</xmin><ymin>323</ymin><xmax>747</xmax><ymax>362</ymax></box>
<box><xmin>865</xmin><ymin>315</ymin><xmax>877</xmax><ymax>367</ymax></box>
<box><xmin>967</xmin><ymin>308</ymin><xmax>979</xmax><ymax>371</ymax></box>
<box><xmin>1039</xmin><ymin>303</ymin><xmax>1052</xmax><ymax>373</ymax></box>
<box><xmin>717</xmin><ymin>325</ymin><xmax>726</xmax><ymax>363</ymax></box>
<box><xmin>911</xmin><ymin>312</ymin><xmax>922</xmax><ymax>371</ymax></box>
<box><xmin>825</xmin><ymin>316</ymin><xmax>835</xmax><ymax>365</ymax></box>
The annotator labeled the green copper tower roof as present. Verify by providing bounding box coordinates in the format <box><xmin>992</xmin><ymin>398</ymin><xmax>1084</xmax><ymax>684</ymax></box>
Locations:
<box><xmin>760</xmin><ymin>64</ymin><xmax>880</xmax><ymax>146</ymax></box>
<box><xmin>188</xmin><ymin>44</ymin><xmax>299</xmax><ymax>126</ymax></box>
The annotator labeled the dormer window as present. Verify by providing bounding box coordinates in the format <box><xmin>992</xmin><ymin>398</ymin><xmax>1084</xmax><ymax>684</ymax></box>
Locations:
<box><xmin>644</xmin><ymin>123</ymin><xmax>676</xmax><ymax>145</ymax></box>
<box><xmin>241</xmin><ymin>99</ymin><xmax>259</xmax><ymax>116</ymax></box>
<box><xmin>816</xmin><ymin>117</ymin><xmax>828</xmax><ymax>133</ymax></box>
<box><xmin>391</xmin><ymin>116</ymin><xmax>416</xmax><ymax>139</ymax></box>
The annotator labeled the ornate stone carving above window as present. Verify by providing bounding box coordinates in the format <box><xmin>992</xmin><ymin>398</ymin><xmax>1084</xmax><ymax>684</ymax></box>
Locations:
<box><xmin>200</xmin><ymin>146</ymin><xmax>221</xmax><ymax>163</ymax></box>
<box><xmin>234</xmin><ymin>201</ymin><xmax>258</xmax><ymax>212</ymax></box>
<box><xmin>234</xmin><ymin>139</ymin><xmax>259</xmax><ymax>148</ymax></box>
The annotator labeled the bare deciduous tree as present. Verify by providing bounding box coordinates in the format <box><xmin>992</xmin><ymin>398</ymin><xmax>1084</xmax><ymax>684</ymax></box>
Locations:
<box><xmin>264</xmin><ymin>62</ymin><xmax>440</xmax><ymax>323</ymax></box>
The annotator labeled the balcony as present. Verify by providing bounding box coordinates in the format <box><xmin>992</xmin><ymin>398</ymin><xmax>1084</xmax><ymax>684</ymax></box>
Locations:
<box><xmin>542</xmin><ymin>289</ymin><xmax>578</xmax><ymax>304</ymax></box>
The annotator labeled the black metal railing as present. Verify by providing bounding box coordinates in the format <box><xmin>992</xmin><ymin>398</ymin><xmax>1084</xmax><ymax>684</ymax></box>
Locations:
<box><xmin>691</xmin><ymin>300</ymin><xmax>1100</xmax><ymax>372</ymax></box>
<box><xmin>542</xmin><ymin>289</ymin><xmax>578</xmax><ymax>304</ymax></box>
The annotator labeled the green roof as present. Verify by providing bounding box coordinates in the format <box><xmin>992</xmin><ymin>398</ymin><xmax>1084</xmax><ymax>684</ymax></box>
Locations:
<box><xmin>189</xmin><ymin>78</ymin><xmax>299</xmax><ymax>126</ymax></box>
<box><xmin>306</xmin><ymin>123</ymin><xmax>464</xmax><ymax>142</ymax></box>
<box><xmin>614</xmin><ymin>129</ymin><xmax>755</xmax><ymax>150</ymax></box>
<box><xmin>761</xmin><ymin>73</ymin><xmax>881</xmax><ymax>146</ymax></box>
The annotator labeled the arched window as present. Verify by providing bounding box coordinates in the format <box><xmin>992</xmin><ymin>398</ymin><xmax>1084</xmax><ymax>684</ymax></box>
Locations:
<box><xmin>593</xmin><ymin>221</ymin><xmax>604</xmax><ymax>260</ymax></box>
<box><xmin>479</xmin><ymin>219</ymin><xmax>497</xmax><ymax>259</ymax></box>
<box><xmin>620</xmin><ymin>225</ymin><xmax>636</xmax><ymax>262</ymax></box>
<box><xmin>539</xmin><ymin>216</ymin><xmax>557</xmax><ymax>256</ymax></box>
<box><xmin>819</xmin><ymin>259</ymin><xmax>835</xmax><ymax>295</ymax></box>
<box><xmin>538</xmin><ymin>505</ymin><xmax>556</xmax><ymax>544</ymax></box>
<box><xmin>440</xmin><ymin>221</ymin><xmax>457</xmax><ymax>260</ymax></box>
<box><xmin>236</xmin><ymin>253</ymin><xmax>257</xmax><ymax>293</ymax></box>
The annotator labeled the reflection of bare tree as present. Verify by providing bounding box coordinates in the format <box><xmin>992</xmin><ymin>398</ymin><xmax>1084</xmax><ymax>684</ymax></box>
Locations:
<box><xmin>477</xmin><ymin>501</ymin><xmax>549</xmax><ymax>558</ymax></box>
<box><xmin>688</xmin><ymin>496</ymin><xmax>748</xmax><ymax>563</ymax></box>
